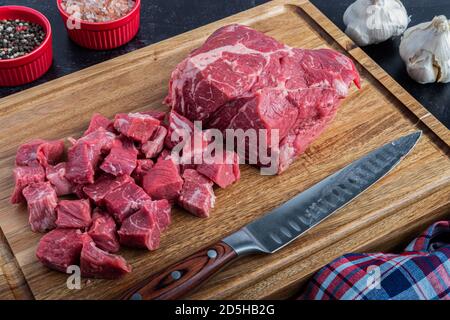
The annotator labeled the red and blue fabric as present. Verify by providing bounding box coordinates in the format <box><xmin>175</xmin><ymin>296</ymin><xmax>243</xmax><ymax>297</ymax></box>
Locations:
<box><xmin>299</xmin><ymin>221</ymin><xmax>450</xmax><ymax>300</ymax></box>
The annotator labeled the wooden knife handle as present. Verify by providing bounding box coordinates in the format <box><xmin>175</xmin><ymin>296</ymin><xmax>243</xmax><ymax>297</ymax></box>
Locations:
<box><xmin>120</xmin><ymin>241</ymin><xmax>238</xmax><ymax>300</ymax></box>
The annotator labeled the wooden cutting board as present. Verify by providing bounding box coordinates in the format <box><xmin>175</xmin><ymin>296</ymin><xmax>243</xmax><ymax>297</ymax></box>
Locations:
<box><xmin>0</xmin><ymin>0</ymin><xmax>449</xmax><ymax>300</ymax></box>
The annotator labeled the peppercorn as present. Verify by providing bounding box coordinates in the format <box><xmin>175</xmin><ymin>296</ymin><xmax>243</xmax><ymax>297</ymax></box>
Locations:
<box><xmin>0</xmin><ymin>19</ymin><xmax>45</xmax><ymax>60</ymax></box>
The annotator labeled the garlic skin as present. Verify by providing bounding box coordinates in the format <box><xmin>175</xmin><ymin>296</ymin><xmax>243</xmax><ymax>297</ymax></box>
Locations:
<box><xmin>343</xmin><ymin>0</ymin><xmax>409</xmax><ymax>46</ymax></box>
<box><xmin>400</xmin><ymin>15</ymin><xmax>450</xmax><ymax>84</ymax></box>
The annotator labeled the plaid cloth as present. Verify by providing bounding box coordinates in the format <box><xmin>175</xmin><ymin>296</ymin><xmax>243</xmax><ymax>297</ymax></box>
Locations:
<box><xmin>299</xmin><ymin>221</ymin><xmax>450</xmax><ymax>300</ymax></box>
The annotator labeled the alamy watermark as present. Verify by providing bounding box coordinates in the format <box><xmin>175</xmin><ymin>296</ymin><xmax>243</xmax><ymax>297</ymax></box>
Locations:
<box><xmin>169</xmin><ymin>121</ymin><xmax>281</xmax><ymax>175</ymax></box>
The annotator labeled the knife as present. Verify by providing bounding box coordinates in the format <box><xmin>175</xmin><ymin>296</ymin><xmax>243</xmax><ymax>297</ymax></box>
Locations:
<box><xmin>121</xmin><ymin>131</ymin><xmax>422</xmax><ymax>300</ymax></box>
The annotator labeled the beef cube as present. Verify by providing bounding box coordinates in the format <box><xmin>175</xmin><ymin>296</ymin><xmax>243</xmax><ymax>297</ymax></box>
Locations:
<box><xmin>56</xmin><ymin>199</ymin><xmax>92</xmax><ymax>229</ymax></box>
<box><xmin>142</xmin><ymin>199</ymin><xmax>171</xmax><ymax>231</ymax></box>
<box><xmin>100</xmin><ymin>137</ymin><xmax>138</xmax><ymax>176</ymax></box>
<box><xmin>132</xmin><ymin>159</ymin><xmax>154</xmax><ymax>185</ymax></box>
<box><xmin>179</xmin><ymin>169</ymin><xmax>215</xmax><ymax>218</ymax></box>
<box><xmin>36</xmin><ymin>229</ymin><xmax>87</xmax><ymax>273</ymax></box>
<box><xmin>83</xmin><ymin>113</ymin><xmax>114</xmax><ymax>136</ymax></box>
<box><xmin>23</xmin><ymin>182</ymin><xmax>58</xmax><ymax>233</ymax></box>
<box><xmin>164</xmin><ymin>111</ymin><xmax>194</xmax><ymax>149</ymax></box>
<box><xmin>118</xmin><ymin>205</ymin><xmax>161</xmax><ymax>250</ymax></box>
<box><xmin>142</xmin><ymin>158</ymin><xmax>183</xmax><ymax>202</ymax></box>
<box><xmin>197</xmin><ymin>151</ymin><xmax>240</xmax><ymax>188</ymax></box>
<box><xmin>88</xmin><ymin>209</ymin><xmax>120</xmax><ymax>253</ymax></box>
<box><xmin>16</xmin><ymin>139</ymin><xmax>65</xmax><ymax>168</ymax></box>
<box><xmin>46</xmin><ymin>163</ymin><xmax>73</xmax><ymax>196</ymax></box>
<box><xmin>66</xmin><ymin>128</ymin><xmax>116</xmax><ymax>184</ymax></box>
<box><xmin>83</xmin><ymin>174</ymin><xmax>132</xmax><ymax>205</ymax></box>
<box><xmin>73</xmin><ymin>184</ymin><xmax>88</xmax><ymax>199</ymax></box>
<box><xmin>80</xmin><ymin>237</ymin><xmax>131</xmax><ymax>279</ymax></box>
<box><xmin>104</xmin><ymin>180</ymin><xmax>151</xmax><ymax>222</ymax></box>
<box><xmin>10</xmin><ymin>165</ymin><xmax>46</xmax><ymax>204</ymax></box>
<box><xmin>114</xmin><ymin>113</ymin><xmax>160</xmax><ymax>144</ymax></box>
<box><xmin>141</xmin><ymin>126</ymin><xmax>167</xmax><ymax>159</ymax></box>
<box><xmin>141</xmin><ymin>110</ymin><xmax>167</xmax><ymax>121</ymax></box>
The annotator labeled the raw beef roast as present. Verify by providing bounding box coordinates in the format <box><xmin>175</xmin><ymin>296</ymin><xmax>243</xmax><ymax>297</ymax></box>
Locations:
<box><xmin>165</xmin><ymin>24</ymin><xmax>360</xmax><ymax>173</ymax></box>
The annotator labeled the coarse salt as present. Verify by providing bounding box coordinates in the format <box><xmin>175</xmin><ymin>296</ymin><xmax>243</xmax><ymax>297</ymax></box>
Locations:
<box><xmin>61</xmin><ymin>0</ymin><xmax>136</xmax><ymax>23</ymax></box>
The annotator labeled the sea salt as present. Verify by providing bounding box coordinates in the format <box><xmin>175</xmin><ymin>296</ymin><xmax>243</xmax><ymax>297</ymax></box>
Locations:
<box><xmin>61</xmin><ymin>0</ymin><xmax>136</xmax><ymax>23</ymax></box>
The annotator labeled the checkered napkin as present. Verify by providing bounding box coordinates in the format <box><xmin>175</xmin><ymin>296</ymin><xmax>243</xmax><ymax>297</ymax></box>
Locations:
<box><xmin>298</xmin><ymin>221</ymin><xmax>450</xmax><ymax>300</ymax></box>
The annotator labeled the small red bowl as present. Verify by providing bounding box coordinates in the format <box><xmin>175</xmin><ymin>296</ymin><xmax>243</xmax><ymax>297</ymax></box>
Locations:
<box><xmin>0</xmin><ymin>6</ymin><xmax>53</xmax><ymax>87</ymax></box>
<box><xmin>56</xmin><ymin>0</ymin><xmax>141</xmax><ymax>50</ymax></box>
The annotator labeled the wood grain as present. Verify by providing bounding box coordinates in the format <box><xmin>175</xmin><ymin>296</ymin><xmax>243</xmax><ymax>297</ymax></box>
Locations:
<box><xmin>0</xmin><ymin>0</ymin><xmax>448</xmax><ymax>300</ymax></box>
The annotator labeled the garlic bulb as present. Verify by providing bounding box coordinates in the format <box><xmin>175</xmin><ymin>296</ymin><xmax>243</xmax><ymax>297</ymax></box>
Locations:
<box><xmin>399</xmin><ymin>15</ymin><xmax>450</xmax><ymax>84</ymax></box>
<box><xmin>343</xmin><ymin>0</ymin><xmax>409</xmax><ymax>46</ymax></box>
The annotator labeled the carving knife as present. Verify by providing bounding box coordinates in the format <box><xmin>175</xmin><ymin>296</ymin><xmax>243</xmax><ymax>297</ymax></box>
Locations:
<box><xmin>121</xmin><ymin>131</ymin><xmax>422</xmax><ymax>300</ymax></box>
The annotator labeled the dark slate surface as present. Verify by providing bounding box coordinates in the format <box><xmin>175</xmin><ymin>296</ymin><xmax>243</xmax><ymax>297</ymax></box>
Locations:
<box><xmin>311</xmin><ymin>0</ymin><xmax>450</xmax><ymax>129</ymax></box>
<box><xmin>0</xmin><ymin>0</ymin><xmax>449</xmax><ymax>129</ymax></box>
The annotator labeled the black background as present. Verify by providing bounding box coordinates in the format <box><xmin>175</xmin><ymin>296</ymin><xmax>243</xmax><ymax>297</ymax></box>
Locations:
<box><xmin>0</xmin><ymin>0</ymin><xmax>449</xmax><ymax>128</ymax></box>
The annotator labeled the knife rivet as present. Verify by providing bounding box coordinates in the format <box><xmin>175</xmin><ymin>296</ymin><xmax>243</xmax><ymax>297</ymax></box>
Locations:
<box><xmin>171</xmin><ymin>271</ymin><xmax>182</xmax><ymax>280</ymax></box>
<box><xmin>207</xmin><ymin>249</ymin><xmax>217</xmax><ymax>259</ymax></box>
<box><xmin>130</xmin><ymin>293</ymin><xmax>142</xmax><ymax>300</ymax></box>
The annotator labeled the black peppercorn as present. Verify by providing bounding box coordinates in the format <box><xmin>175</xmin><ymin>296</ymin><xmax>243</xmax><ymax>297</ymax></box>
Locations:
<box><xmin>0</xmin><ymin>19</ymin><xmax>45</xmax><ymax>60</ymax></box>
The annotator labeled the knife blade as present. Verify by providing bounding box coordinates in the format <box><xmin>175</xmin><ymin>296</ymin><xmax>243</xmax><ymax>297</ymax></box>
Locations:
<box><xmin>121</xmin><ymin>131</ymin><xmax>422</xmax><ymax>300</ymax></box>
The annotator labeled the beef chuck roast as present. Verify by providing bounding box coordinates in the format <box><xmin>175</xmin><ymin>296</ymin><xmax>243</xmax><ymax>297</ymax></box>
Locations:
<box><xmin>165</xmin><ymin>24</ymin><xmax>360</xmax><ymax>173</ymax></box>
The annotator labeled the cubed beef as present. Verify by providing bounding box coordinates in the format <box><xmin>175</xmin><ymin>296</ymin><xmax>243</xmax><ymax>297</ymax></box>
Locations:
<box><xmin>22</xmin><ymin>182</ymin><xmax>58</xmax><ymax>233</ymax></box>
<box><xmin>118</xmin><ymin>205</ymin><xmax>161</xmax><ymax>250</ymax></box>
<box><xmin>104</xmin><ymin>180</ymin><xmax>151</xmax><ymax>222</ymax></box>
<box><xmin>15</xmin><ymin>139</ymin><xmax>65</xmax><ymax>168</ymax></box>
<box><xmin>114</xmin><ymin>113</ymin><xmax>160</xmax><ymax>144</ymax></box>
<box><xmin>197</xmin><ymin>150</ymin><xmax>240</xmax><ymax>188</ymax></box>
<box><xmin>88</xmin><ymin>209</ymin><xmax>120</xmax><ymax>253</ymax></box>
<box><xmin>179</xmin><ymin>169</ymin><xmax>215</xmax><ymax>218</ymax></box>
<box><xmin>142</xmin><ymin>158</ymin><xmax>183</xmax><ymax>202</ymax></box>
<box><xmin>36</xmin><ymin>229</ymin><xmax>87</xmax><ymax>273</ymax></box>
<box><xmin>141</xmin><ymin>110</ymin><xmax>167</xmax><ymax>121</ymax></box>
<box><xmin>142</xmin><ymin>199</ymin><xmax>171</xmax><ymax>231</ymax></box>
<box><xmin>73</xmin><ymin>184</ymin><xmax>88</xmax><ymax>199</ymax></box>
<box><xmin>165</xmin><ymin>111</ymin><xmax>194</xmax><ymax>149</ymax></box>
<box><xmin>141</xmin><ymin>126</ymin><xmax>167</xmax><ymax>159</ymax></box>
<box><xmin>100</xmin><ymin>137</ymin><xmax>138</xmax><ymax>176</ymax></box>
<box><xmin>56</xmin><ymin>199</ymin><xmax>92</xmax><ymax>229</ymax></box>
<box><xmin>80</xmin><ymin>237</ymin><xmax>131</xmax><ymax>279</ymax></box>
<box><xmin>132</xmin><ymin>159</ymin><xmax>154</xmax><ymax>185</ymax></box>
<box><xmin>83</xmin><ymin>174</ymin><xmax>133</xmax><ymax>205</ymax></box>
<box><xmin>11</xmin><ymin>165</ymin><xmax>45</xmax><ymax>204</ymax></box>
<box><xmin>45</xmin><ymin>163</ymin><xmax>73</xmax><ymax>196</ymax></box>
<box><xmin>83</xmin><ymin>113</ymin><xmax>114</xmax><ymax>136</ymax></box>
<box><xmin>66</xmin><ymin>128</ymin><xmax>116</xmax><ymax>184</ymax></box>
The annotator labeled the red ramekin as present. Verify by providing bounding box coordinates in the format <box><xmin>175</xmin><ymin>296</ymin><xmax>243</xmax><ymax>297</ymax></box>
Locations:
<box><xmin>0</xmin><ymin>6</ymin><xmax>53</xmax><ymax>87</ymax></box>
<box><xmin>56</xmin><ymin>0</ymin><xmax>141</xmax><ymax>50</ymax></box>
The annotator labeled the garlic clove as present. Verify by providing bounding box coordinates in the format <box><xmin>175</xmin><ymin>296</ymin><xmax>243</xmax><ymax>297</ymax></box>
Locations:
<box><xmin>343</xmin><ymin>0</ymin><xmax>409</xmax><ymax>47</ymax></box>
<box><xmin>400</xmin><ymin>15</ymin><xmax>450</xmax><ymax>84</ymax></box>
